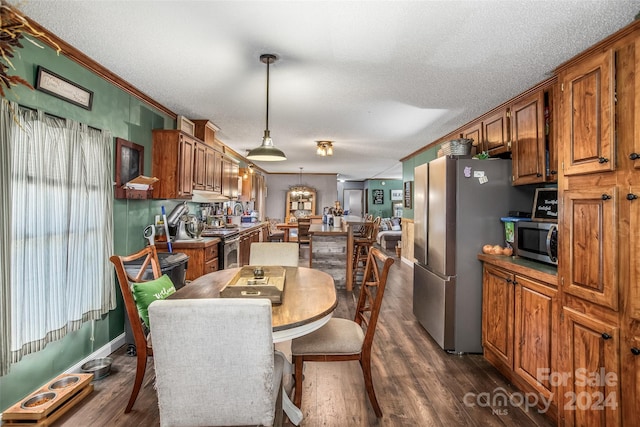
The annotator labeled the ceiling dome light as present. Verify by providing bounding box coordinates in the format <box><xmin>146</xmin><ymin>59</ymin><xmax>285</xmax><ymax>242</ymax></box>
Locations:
<box><xmin>247</xmin><ymin>54</ymin><xmax>287</xmax><ymax>162</ymax></box>
<box><xmin>316</xmin><ymin>140</ymin><xmax>334</xmax><ymax>156</ymax></box>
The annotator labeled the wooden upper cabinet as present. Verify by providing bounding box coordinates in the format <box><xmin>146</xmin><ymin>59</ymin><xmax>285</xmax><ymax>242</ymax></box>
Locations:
<box><xmin>460</xmin><ymin>121</ymin><xmax>483</xmax><ymax>156</ymax></box>
<box><xmin>212</xmin><ymin>149</ymin><xmax>223</xmax><ymax>193</ymax></box>
<box><xmin>221</xmin><ymin>157</ymin><xmax>239</xmax><ymax>199</ymax></box>
<box><xmin>203</xmin><ymin>145</ymin><xmax>219</xmax><ymax>193</ymax></box>
<box><xmin>562</xmin><ymin>186</ymin><xmax>618</xmax><ymax>310</ymax></box>
<box><xmin>238</xmin><ymin>169</ymin><xmax>257</xmax><ymax>201</ymax></box>
<box><xmin>511</xmin><ymin>90</ymin><xmax>546</xmax><ymax>185</ymax></box>
<box><xmin>193</xmin><ymin>142</ymin><xmax>207</xmax><ymax>191</ymax></box>
<box><xmin>152</xmin><ymin>130</ymin><xmax>195</xmax><ymax>199</ymax></box>
<box><xmin>560</xmin><ymin>48</ymin><xmax>615</xmax><ymax>176</ymax></box>
<box><xmin>483</xmin><ymin>109</ymin><xmax>510</xmax><ymax>156</ymax></box>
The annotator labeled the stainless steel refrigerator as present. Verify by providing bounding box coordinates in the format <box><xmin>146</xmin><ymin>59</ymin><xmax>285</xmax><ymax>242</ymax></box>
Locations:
<box><xmin>413</xmin><ymin>156</ymin><xmax>533</xmax><ymax>353</ymax></box>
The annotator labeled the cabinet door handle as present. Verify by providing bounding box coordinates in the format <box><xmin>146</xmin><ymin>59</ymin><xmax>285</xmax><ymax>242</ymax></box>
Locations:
<box><xmin>536</xmin><ymin>173</ymin><xmax>542</xmax><ymax>177</ymax></box>
<box><xmin>505</xmin><ymin>278</ymin><xmax>512</xmax><ymax>284</ymax></box>
<box><xmin>627</xmin><ymin>193</ymin><xmax>638</xmax><ymax>201</ymax></box>
<box><xmin>601</xmin><ymin>333</ymin><xmax>612</xmax><ymax>340</ymax></box>
<box><xmin>632</xmin><ymin>347</ymin><xmax>640</xmax><ymax>356</ymax></box>
<box><xmin>601</xmin><ymin>194</ymin><xmax>611</xmax><ymax>200</ymax></box>
<box><xmin>598</xmin><ymin>157</ymin><xmax>609</xmax><ymax>164</ymax></box>
<box><xmin>630</xmin><ymin>153</ymin><xmax>639</xmax><ymax>160</ymax></box>
<box><xmin>550</xmin><ymin>170</ymin><xmax>557</xmax><ymax>175</ymax></box>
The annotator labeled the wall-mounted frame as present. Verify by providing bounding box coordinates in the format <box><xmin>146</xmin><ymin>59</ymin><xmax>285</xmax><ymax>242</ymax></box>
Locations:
<box><xmin>404</xmin><ymin>181</ymin><xmax>413</xmax><ymax>209</ymax></box>
<box><xmin>372</xmin><ymin>189</ymin><xmax>384</xmax><ymax>204</ymax></box>
<box><xmin>115</xmin><ymin>138</ymin><xmax>148</xmax><ymax>199</ymax></box>
<box><xmin>391</xmin><ymin>189</ymin><xmax>402</xmax><ymax>201</ymax></box>
<box><xmin>35</xmin><ymin>66</ymin><xmax>93</xmax><ymax>110</ymax></box>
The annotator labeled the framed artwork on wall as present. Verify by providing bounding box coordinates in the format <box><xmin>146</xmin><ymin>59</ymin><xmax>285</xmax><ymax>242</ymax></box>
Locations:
<box><xmin>391</xmin><ymin>189</ymin><xmax>402</xmax><ymax>201</ymax></box>
<box><xmin>372</xmin><ymin>189</ymin><xmax>384</xmax><ymax>204</ymax></box>
<box><xmin>404</xmin><ymin>181</ymin><xmax>413</xmax><ymax>209</ymax></box>
<box><xmin>35</xmin><ymin>66</ymin><xmax>93</xmax><ymax>110</ymax></box>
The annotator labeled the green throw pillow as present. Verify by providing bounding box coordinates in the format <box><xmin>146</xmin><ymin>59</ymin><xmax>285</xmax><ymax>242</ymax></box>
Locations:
<box><xmin>131</xmin><ymin>274</ymin><xmax>176</xmax><ymax>328</ymax></box>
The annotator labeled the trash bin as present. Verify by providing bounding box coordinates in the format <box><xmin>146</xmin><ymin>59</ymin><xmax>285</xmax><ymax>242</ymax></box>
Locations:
<box><xmin>122</xmin><ymin>251</ymin><xmax>189</xmax><ymax>355</ymax></box>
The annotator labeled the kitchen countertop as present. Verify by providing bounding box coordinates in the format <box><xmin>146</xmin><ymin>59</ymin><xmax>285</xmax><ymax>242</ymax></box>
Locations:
<box><xmin>308</xmin><ymin>223</ymin><xmax>348</xmax><ymax>236</ymax></box>
<box><xmin>477</xmin><ymin>253</ymin><xmax>558</xmax><ymax>285</ymax></box>
<box><xmin>156</xmin><ymin>237</ymin><xmax>220</xmax><ymax>249</ymax></box>
<box><xmin>238</xmin><ymin>222</ymin><xmax>267</xmax><ymax>232</ymax></box>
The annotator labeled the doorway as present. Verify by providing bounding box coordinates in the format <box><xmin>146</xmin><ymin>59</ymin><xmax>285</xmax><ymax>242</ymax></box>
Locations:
<box><xmin>343</xmin><ymin>189</ymin><xmax>363</xmax><ymax>217</ymax></box>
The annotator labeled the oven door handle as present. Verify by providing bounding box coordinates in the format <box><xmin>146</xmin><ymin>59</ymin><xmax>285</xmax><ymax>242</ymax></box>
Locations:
<box><xmin>225</xmin><ymin>236</ymin><xmax>240</xmax><ymax>244</ymax></box>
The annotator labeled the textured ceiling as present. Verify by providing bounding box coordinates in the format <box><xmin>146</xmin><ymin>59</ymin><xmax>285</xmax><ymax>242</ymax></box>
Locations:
<box><xmin>18</xmin><ymin>1</ymin><xmax>640</xmax><ymax>180</ymax></box>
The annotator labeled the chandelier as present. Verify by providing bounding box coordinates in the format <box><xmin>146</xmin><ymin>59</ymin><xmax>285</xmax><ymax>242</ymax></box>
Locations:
<box><xmin>316</xmin><ymin>141</ymin><xmax>334</xmax><ymax>156</ymax></box>
<box><xmin>247</xmin><ymin>54</ymin><xmax>287</xmax><ymax>161</ymax></box>
<box><xmin>290</xmin><ymin>167</ymin><xmax>311</xmax><ymax>196</ymax></box>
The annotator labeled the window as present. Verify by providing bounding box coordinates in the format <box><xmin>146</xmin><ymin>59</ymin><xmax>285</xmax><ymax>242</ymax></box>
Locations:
<box><xmin>0</xmin><ymin>100</ymin><xmax>115</xmax><ymax>375</ymax></box>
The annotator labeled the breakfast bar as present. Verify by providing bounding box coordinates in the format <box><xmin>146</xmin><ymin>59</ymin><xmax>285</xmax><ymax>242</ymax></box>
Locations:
<box><xmin>308</xmin><ymin>223</ymin><xmax>352</xmax><ymax>290</ymax></box>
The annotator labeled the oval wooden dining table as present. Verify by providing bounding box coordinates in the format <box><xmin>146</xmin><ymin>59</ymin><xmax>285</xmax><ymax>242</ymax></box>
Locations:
<box><xmin>168</xmin><ymin>266</ymin><xmax>338</xmax><ymax>425</ymax></box>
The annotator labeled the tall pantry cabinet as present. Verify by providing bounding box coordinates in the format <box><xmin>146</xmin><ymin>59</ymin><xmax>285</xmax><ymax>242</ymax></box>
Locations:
<box><xmin>556</xmin><ymin>21</ymin><xmax>640</xmax><ymax>426</ymax></box>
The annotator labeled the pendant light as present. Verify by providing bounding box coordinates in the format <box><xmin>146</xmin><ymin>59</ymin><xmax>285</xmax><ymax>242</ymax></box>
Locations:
<box><xmin>247</xmin><ymin>54</ymin><xmax>287</xmax><ymax>161</ymax></box>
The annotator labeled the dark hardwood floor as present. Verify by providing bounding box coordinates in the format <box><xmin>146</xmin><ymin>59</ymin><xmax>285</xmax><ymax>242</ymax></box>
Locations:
<box><xmin>54</xmin><ymin>246</ymin><xmax>553</xmax><ymax>426</ymax></box>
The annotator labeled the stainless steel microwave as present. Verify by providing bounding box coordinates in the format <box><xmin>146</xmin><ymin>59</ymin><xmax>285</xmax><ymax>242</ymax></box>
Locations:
<box><xmin>514</xmin><ymin>221</ymin><xmax>558</xmax><ymax>265</ymax></box>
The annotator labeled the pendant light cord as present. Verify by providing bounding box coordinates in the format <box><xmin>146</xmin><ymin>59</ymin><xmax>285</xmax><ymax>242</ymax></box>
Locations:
<box><xmin>265</xmin><ymin>57</ymin><xmax>270</xmax><ymax>133</ymax></box>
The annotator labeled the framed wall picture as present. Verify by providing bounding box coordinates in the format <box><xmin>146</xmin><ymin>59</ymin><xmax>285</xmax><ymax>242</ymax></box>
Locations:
<box><xmin>35</xmin><ymin>66</ymin><xmax>93</xmax><ymax>110</ymax></box>
<box><xmin>404</xmin><ymin>181</ymin><xmax>413</xmax><ymax>209</ymax></box>
<box><xmin>372</xmin><ymin>189</ymin><xmax>384</xmax><ymax>204</ymax></box>
<box><xmin>391</xmin><ymin>189</ymin><xmax>402</xmax><ymax>201</ymax></box>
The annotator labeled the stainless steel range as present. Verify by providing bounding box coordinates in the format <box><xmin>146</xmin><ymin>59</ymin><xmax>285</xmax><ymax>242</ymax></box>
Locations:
<box><xmin>201</xmin><ymin>228</ymin><xmax>240</xmax><ymax>269</ymax></box>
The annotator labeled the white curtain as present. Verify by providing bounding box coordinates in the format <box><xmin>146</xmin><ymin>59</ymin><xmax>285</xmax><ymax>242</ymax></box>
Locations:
<box><xmin>1</xmin><ymin>100</ymin><xmax>116</xmax><ymax>370</ymax></box>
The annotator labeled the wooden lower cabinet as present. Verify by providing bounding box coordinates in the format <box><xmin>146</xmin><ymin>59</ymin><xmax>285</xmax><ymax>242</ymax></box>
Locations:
<box><xmin>239</xmin><ymin>225</ymin><xmax>267</xmax><ymax>266</ymax></box>
<box><xmin>482</xmin><ymin>262</ymin><xmax>558</xmax><ymax>420</ymax></box>
<box><xmin>560</xmin><ymin>306</ymin><xmax>620</xmax><ymax>426</ymax></box>
<box><xmin>621</xmin><ymin>331</ymin><xmax>640</xmax><ymax>425</ymax></box>
<box><xmin>155</xmin><ymin>238</ymin><xmax>219</xmax><ymax>281</ymax></box>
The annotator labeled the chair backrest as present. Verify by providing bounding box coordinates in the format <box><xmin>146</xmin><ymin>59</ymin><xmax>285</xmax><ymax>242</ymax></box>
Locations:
<box><xmin>149</xmin><ymin>298</ymin><xmax>277</xmax><ymax>427</ymax></box>
<box><xmin>268</xmin><ymin>218</ymin><xmax>282</xmax><ymax>234</ymax></box>
<box><xmin>297</xmin><ymin>218</ymin><xmax>311</xmax><ymax>243</ymax></box>
<box><xmin>370</xmin><ymin>216</ymin><xmax>382</xmax><ymax>241</ymax></box>
<box><xmin>109</xmin><ymin>246</ymin><xmax>162</xmax><ymax>350</ymax></box>
<box><xmin>355</xmin><ymin>247</ymin><xmax>395</xmax><ymax>352</ymax></box>
<box><xmin>250</xmin><ymin>242</ymin><xmax>299</xmax><ymax>266</ymax></box>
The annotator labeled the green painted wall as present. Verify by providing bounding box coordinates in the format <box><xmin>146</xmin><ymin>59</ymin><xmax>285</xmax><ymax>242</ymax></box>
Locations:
<box><xmin>365</xmin><ymin>179</ymin><xmax>402</xmax><ymax>218</ymax></box>
<box><xmin>0</xmin><ymin>40</ymin><xmax>179</xmax><ymax>410</ymax></box>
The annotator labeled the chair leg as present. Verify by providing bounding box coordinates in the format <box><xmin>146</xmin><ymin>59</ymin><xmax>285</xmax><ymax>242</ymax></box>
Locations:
<box><xmin>293</xmin><ymin>355</ymin><xmax>304</xmax><ymax>408</ymax></box>
<box><xmin>360</xmin><ymin>355</ymin><xmax>382</xmax><ymax>417</ymax></box>
<box><xmin>125</xmin><ymin>348</ymin><xmax>148</xmax><ymax>413</ymax></box>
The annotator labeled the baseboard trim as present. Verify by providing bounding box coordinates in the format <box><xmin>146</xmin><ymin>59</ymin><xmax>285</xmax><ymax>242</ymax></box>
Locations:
<box><xmin>65</xmin><ymin>333</ymin><xmax>126</xmax><ymax>374</ymax></box>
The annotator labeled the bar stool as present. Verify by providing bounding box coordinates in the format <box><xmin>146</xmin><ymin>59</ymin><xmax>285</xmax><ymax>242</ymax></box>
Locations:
<box><xmin>352</xmin><ymin>217</ymin><xmax>380</xmax><ymax>282</ymax></box>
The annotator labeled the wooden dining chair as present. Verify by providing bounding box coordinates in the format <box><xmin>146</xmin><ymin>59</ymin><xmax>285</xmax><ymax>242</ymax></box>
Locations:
<box><xmin>109</xmin><ymin>245</ymin><xmax>162</xmax><ymax>414</ymax></box>
<box><xmin>291</xmin><ymin>247</ymin><xmax>394</xmax><ymax>417</ymax></box>
<box><xmin>250</xmin><ymin>242</ymin><xmax>299</xmax><ymax>267</ymax></box>
<box><xmin>149</xmin><ymin>298</ymin><xmax>285</xmax><ymax>427</ymax></box>
<box><xmin>267</xmin><ymin>218</ymin><xmax>285</xmax><ymax>242</ymax></box>
<box><xmin>296</xmin><ymin>217</ymin><xmax>311</xmax><ymax>254</ymax></box>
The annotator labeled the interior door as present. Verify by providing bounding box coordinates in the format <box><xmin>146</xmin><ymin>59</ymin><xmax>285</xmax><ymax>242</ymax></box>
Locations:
<box><xmin>344</xmin><ymin>189</ymin><xmax>363</xmax><ymax>217</ymax></box>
